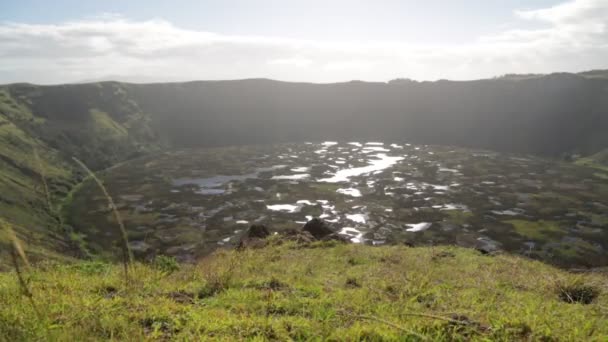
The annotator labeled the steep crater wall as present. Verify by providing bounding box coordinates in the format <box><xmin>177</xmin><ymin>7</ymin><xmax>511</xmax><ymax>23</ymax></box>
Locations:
<box><xmin>1</xmin><ymin>73</ymin><xmax>607</xmax><ymax>265</ymax></box>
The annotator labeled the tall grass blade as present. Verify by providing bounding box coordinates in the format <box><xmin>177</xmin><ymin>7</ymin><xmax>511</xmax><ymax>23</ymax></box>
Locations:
<box><xmin>1</xmin><ymin>220</ymin><xmax>43</xmax><ymax>323</ymax></box>
<box><xmin>2</xmin><ymin>219</ymin><xmax>30</xmax><ymax>267</ymax></box>
<box><xmin>33</xmin><ymin>146</ymin><xmax>65</xmax><ymax>231</ymax></box>
<box><xmin>72</xmin><ymin>157</ymin><xmax>133</xmax><ymax>283</ymax></box>
<box><xmin>33</xmin><ymin>147</ymin><xmax>52</xmax><ymax>214</ymax></box>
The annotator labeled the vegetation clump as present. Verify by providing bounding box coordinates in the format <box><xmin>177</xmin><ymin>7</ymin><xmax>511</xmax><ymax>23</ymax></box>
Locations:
<box><xmin>153</xmin><ymin>255</ymin><xmax>180</xmax><ymax>274</ymax></box>
<box><xmin>556</xmin><ymin>280</ymin><xmax>600</xmax><ymax>304</ymax></box>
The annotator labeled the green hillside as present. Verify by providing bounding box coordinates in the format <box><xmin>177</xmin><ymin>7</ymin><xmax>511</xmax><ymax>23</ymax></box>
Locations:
<box><xmin>0</xmin><ymin>83</ymin><xmax>165</xmax><ymax>268</ymax></box>
<box><xmin>1</xmin><ymin>242</ymin><xmax>607</xmax><ymax>340</ymax></box>
<box><xmin>576</xmin><ymin>148</ymin><xmax>608</xmax><ymax>169</ymax></box>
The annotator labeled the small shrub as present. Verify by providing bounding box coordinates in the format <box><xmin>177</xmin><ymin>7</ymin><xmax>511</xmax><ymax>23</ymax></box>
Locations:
<box><xmin>153</xmin><ymin>255</ymin><xmax>180</xmax><ymax>274</ymax></box>
<box><xmin>557</xmin><ymin>282</ymin><xmax>599</xmax><ymax>304</ymax></box>
<box><xmin>198</xmin><ymin>252</ymin><xmax>239</xmax><ymax>298</ymax></box>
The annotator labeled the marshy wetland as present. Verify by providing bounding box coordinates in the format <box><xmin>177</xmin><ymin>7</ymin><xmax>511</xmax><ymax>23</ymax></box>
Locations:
<box><xmin>65</xmin><ymin>142</ymin><xmax>608</xmax><ymax>268</ymax></box>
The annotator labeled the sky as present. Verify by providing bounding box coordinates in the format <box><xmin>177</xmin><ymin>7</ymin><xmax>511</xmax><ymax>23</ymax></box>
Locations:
<box><xmin>0</xmin><ymin>0</ymin><xmax>606</xmax><ymax>84</ymax></box>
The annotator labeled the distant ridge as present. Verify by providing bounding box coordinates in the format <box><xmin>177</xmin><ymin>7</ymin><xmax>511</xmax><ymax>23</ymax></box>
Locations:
<box><xmin>27</xmin><ymin>69</ymin><xmax>607</xmax><ymax>87</ymax></box>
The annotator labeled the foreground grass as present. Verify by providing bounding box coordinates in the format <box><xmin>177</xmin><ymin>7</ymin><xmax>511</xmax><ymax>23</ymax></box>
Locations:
<box><xmin>1</xmin><ymin>242</ymin><xmax>607</xmax><ymax>341</ymax></box>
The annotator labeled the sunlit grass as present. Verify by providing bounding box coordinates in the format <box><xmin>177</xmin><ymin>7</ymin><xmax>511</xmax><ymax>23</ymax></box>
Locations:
<box><xmin>1</xmin><ymin>243</ymin><xmax>606</xmax><ymax>340</ymax></box>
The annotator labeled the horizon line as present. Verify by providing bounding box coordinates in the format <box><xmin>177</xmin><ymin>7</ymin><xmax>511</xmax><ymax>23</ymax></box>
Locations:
<box><xmin>2</xmin><ymin>68</ymin><xmax>606</xmax><ymax>87</ymax></box>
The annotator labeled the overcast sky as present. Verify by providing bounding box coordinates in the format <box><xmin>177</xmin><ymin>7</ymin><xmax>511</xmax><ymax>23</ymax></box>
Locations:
<box><xmin>0</xmin><ymin>0</ymin><xmax>606</xmax><ymax>84</ymax></box>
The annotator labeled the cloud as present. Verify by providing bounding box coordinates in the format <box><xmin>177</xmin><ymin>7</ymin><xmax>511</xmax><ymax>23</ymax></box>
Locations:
<box><xmin>495</xmin><ymin>0</ymin><xmax>607</xmax><ymax>45</ymax></box>
<box><xmin>515</xmin><ymin>0</ymin><xmax>608</xmax><ymax>24</ymax></box>
<box><xmin>0</xmin><ymin>0</ymin><xmax>606</xmax><ymax>84</ymax></box>
<box><xmin>268</xmin><ymin>57</ymin><xmax>313</xmax><ymax>67</ymax></box>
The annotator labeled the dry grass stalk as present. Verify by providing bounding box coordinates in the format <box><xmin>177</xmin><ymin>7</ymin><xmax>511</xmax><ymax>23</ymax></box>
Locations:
<box><xmin>3</xmin><ymin>220</ymin><xmax>30</xmax><ymax>268</ymax></box>
<box><xmin>72</xmin><ymin>157</ymin><xmax>133</xmax><ymax>283</ymax></box>
<box><xmin>33</xmin><ymin>147</ymin><xmax>64</xmax><ymax>230</ymax></box>
<box><xmin>10</xmin><ymin>247</ymin><xmax>41</xmax><ymax>317</ymax></box>
<box><xmin>1</xmin><ymin>220</ymin><xmax>42</xmax><ymax>320</ymax></box>
<box><xmin>400</xmin><ymin>312</ymin><xmax>473</xmax><ymax>325</ymax></box>
<box><xmin>33</xmin><ymin>147</ymin><xmax>52</xmax><ymax>213</ymax></box>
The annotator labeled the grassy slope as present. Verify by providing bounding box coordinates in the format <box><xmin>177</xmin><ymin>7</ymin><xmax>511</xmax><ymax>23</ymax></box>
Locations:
<box><xmin>1</xmin><ymin>242</ymin><xmax>607</xmax><ymax>341</ymax></box>
<box><xmin>575</xmin><ymin>148</ymin><xmax>608</xmax><ymax>182</ymax></box>
<box><xmin>0</xmin><ymin>84</ymin><xmax>165</xmax><ymax>269</ymax></box>
<box><xmin>0</xmin><ymin>88</ymin><xmax>74</xmax><ymax>266</ymax></box>
<box><xmin>576</xmin><ymin>148</ymin><xmax>608</xmax><ymax>171</ymax></box>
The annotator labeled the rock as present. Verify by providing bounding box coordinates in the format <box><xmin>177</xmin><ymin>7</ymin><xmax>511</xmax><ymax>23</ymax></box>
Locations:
<box><xmin>302</xmin><ymin>218</ymin><xmax>333</xmax><ymax>239</ymax></box>
<box><xmin>475</xmin><ymin>236</ymin><xmax>501</xmax><ymax>255</ymax></box>
<box><xmin>247</xmin><ymin>224</ymin><xmax>270</xmax><ymax>239</ymax></box>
